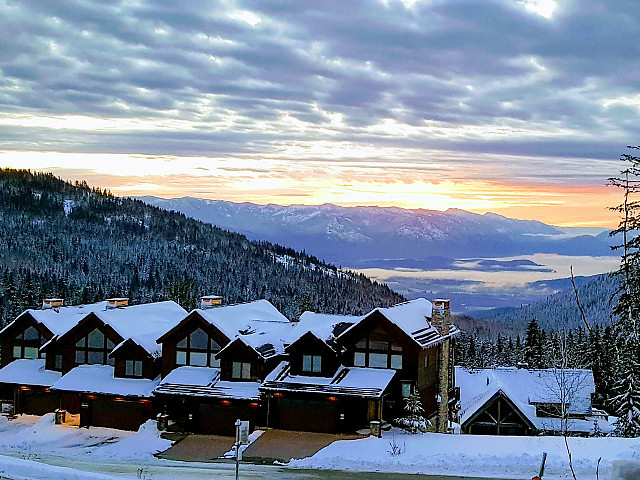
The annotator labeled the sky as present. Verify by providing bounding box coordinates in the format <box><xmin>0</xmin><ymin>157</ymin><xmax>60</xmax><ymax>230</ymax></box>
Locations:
<box><xmin>0</xmin><ymin>0</ymin><xmax>638</xmax><ymax>227</ymax></box>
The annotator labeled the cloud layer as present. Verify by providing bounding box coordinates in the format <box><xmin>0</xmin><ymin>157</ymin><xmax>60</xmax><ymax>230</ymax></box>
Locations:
<box><xmin>0</xmin><ymin>0</ymin><xmax>638</xmax><ymax>225</ymax></box>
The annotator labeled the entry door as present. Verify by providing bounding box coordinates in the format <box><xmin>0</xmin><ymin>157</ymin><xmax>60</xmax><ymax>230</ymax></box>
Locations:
<box><xmin>80</xmin><ymin>401</ymin><xmax>92</xmax><ymax>428</ymax></box>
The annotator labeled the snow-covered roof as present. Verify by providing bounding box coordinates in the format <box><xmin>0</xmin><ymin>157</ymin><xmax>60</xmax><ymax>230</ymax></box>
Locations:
<box><xmin>195</xmin><ymin>300</ymin><xmax>294</xmax><ymax>359</ymax></box>
<box><xmin>0</xmin><ymin>359</ymin><xmax>61</xmax><ymax>387</ymax></box>
<box><xmin>338</xmin><ymin>298</ymin><xmax>459</xmax><ymax>348</ymax></box>
<box><xmin>291</xmin><ymin>312</ymin><xmax>362</xmax><ymax>349</ymax></box>
<box><xmin>92</xmin><ymin>301</ymin><xmax>186</xmax><ymax>357</ymax></box>
<box><xmin>0</xmin><ymin>302</ymin><xmax>108</xmax><ymax>337</ymax></box>
<box><xmin>154</xmin><ymin>366</ymin><xmax>260</xmax><ymax>400</ymax></box>
<box><xmin>456</xmin><ymin>367</ymin><xmax>611</xmax><ymax>434</ymax></box>
<box><xmin>261</xmin><ymin>361</ymin><xmax>396</xmax><ymax>399</ymax></box>
<box><xmin>51</xmin><ymin>365</ymin><xmax>158</xmax><ymax>398</ymax></box>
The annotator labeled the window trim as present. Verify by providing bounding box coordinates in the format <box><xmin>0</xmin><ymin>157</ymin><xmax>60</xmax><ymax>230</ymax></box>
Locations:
<box><xmin>13</xmin><ymin>325</ymin><xmax>46</xmax><ymax>360</ymax></box>
<box><xmin>302</xmin><ymin>354</ymin><xmax>322</xmax><ymax>373</ymax></box>
<box><xmin>231</xmin><ymin>361</ymin><xmax>252</xmax><ymax>380</ymax></box>
<box><xmin>353</xmin><ymin>334</ymin><xmax>403</xmax><ymax>370</ymax></box>
<box><xmin>75</xmin><ymin>327</ymin><xmax>115</xmax><ymax>366</ymax></box>
<box><xmin>175</xmin><ymin>328</ymin><xmax>221</xmax><ymax>368</ymax></box>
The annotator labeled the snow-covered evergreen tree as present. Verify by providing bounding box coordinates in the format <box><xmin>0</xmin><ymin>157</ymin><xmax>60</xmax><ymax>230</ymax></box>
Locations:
<box><xmin>612</xmin><ymin>367</ymin><xmax>640</xmax><ymax>437</ymax></box>
<box><xmin>394</xmin><ymin>388</ymin><xmax>429</xmax><ymax>434</ymax></box>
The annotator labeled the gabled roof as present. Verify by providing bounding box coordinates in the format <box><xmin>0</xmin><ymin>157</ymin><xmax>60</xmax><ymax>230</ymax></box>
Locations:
<box><xmin>50</xmin><ymin>364</ymin><xmax>158</xmax><ymax>397</ymax></box>
<box><xmin>0</xmin><ymin>358</ymin><xmax>61</xmax><ymax>387</ymax></box>
<box><xmin>161</xmin><ymin>300</ymin><xmax>295</xmax><ymax>359</ymax></box>
<box><xmin>0</xmin><ymin>301</ymin><xmax>108</xmax><ymax>338</ymax></box>
<box><xmin>154</xmin><ymin>366</ymin><xmax>260</xmax><ymax>400</ymax></box>
<box><xmin>337</xmin><ymin>298</ymin><xmax>459</xmax><ymax>348</ymax></box>
<box><xmin>49</xmin><ymin>301</ymin><xmax>186</xmax><ymax>357</ymax></box>
<box><xmin>261</xmin><ymin>361</ymin><xmax>395</xmax><ymax>399</ymax></box>
<box><xmin>290</xmin><ymin>312</ymin><xmax>362</xmax><ymax>351</ymax></box>
<box><xmin>91</xmin><ymin>301</ymin><xmax>186</xmax><ymax>357</ymax></box>
<box><xmin>456</xmin><ymin>367</ymin><xmax>610</xmax><ymax>434</ymax></box>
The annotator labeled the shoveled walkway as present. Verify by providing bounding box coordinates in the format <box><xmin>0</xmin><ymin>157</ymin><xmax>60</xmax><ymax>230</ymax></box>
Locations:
<box><xmin>242</xmin><ymin>430</ymin><xmax>361</xmax><ymax>463</ymax></box>
<box><xmin>156</xmin><ymin>434</ymin><xmax>235</xmax><ymax>462</ymax></box>
<box><xmin>157</xmin><ymin>430</ymin><xmax>361</xmax><ymax>463</ymax></box>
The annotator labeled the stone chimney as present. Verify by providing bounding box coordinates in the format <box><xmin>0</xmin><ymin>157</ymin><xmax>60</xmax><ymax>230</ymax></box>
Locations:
<box><xmin>42</xmin><ymin>298</ymin><xmax>64</xmax><ymax>309</ymax></box>
<box><xmin>105</xmin><ymin>298</ymin><xmax>129</xmax><ymax>309</ymax></box>
<box><xmin>432</xmin><ymin>299</ymin><xmax>450</xmax><ymax>336</ymax></box>
<box><xmin>200</xmin><ymin>295</ymin><xmax>223</xmax><ymax>309</ymax></box>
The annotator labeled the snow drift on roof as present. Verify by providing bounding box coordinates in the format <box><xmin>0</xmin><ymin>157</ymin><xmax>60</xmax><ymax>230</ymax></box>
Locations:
<box><xmin>337</xmin><ymin>298</ymin><xmax>459</xmax><ymax>348</ymax></box>
<box><xmin>197</xmin><ymin>300</ymin><xmax>294</xmax><ymax>358</ymax></box>
<box><xmin>93</xmin><ymin>301</ymin><xmax>186</xmax><ymax>356</ymax></box>
<box><xmin>0</xmin><ymin>359</ymin><xmax>61</xmax><ymax>387</ymax></box>
<box><xmin>0</xmin><ymin>302</ymin><xmax>108</xmax><ymax>337</ymax></box>
<box><xmin>154</xmin><ymin>366</ymin><xmax>260</xmax><ymax>400</ymax></box>
<box><xmin>261</xmin><ymin>361</ymin><xmax>395</xmax><ymax>399</ymax></box>
<box><xmin>51</xmin><ymin>365</ymin><xmax>158</xmax><ymax>397</ymax></box>
<box><xmin>293</xmin><ymin>312</ymin><xmax>363</xmax><ymax>345</ymax></box>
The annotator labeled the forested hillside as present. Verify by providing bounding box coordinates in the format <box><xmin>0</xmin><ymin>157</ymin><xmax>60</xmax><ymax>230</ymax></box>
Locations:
<box><xmin>0</xmin><ymin>169</ymin><xmax>403</xmax><ymax>325</ymax></box>
<box><xmin>477</xmin><ymin>273</ymin><xmax>619</xmax><ymax>332</ymax></box>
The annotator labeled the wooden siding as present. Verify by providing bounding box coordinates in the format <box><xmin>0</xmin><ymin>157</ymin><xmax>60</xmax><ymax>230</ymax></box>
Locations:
<box><xmin>286</xmin><ymin>333</ymin><xmax>339</xmax><ymax>377</ymax></box>
<box><xmin>0</xmin><ymin>313</ymin><xmax>53</xmax><ymax>367</ymax></box>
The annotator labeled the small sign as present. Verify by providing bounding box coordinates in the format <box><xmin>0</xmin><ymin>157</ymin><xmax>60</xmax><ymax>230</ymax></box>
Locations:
<box><xmin>1</xmin><ymin>402</ymin><xmax>14</xmax><ymax>414</ymax></box>
<box><xmin>239</xmin><ymin>420</ymin><xmax>250</xmax><ymax>445</ymax></box>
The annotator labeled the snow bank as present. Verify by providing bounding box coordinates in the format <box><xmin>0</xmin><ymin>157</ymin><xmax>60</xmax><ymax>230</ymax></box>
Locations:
<box><xmin>90</xmin><ymin>420</ymin><xmax>172</xmax><ymax>460</ymax></box>
<box><xmin>0</xmin><ymin>454</ymin><xmax>121</xmax><ymax>480</ymax></box>
<box><xmin>290</xmin><ymin>429</ymin><xmax>640</xmax><ymax>479</ymax></box>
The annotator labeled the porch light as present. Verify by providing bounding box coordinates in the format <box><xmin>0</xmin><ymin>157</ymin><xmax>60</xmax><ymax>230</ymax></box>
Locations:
<box><xmin>273</xmin><ymin>392</ymin><xmax>284</xmax><ymax>398</ymax></box>
<box><xmin>220</xmin><ymin>400</ymin><xmax>232</xmax><ymax>406</ymax></box>
<box><xmin>327</xmin><ymin>396</ymin><xmax>338</xmax><ymax>402</ymax></box>
<box><xmin>248</xmin><ymin>402</ymin><xmax>260</xmax><ymax>408</ymax></box>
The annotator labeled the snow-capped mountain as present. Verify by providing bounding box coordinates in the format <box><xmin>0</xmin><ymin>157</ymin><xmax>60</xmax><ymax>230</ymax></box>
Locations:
<box><xmin>139</xmin><ymin>197</ymin><xmax>613</xmax><ymax>264</ymax></box>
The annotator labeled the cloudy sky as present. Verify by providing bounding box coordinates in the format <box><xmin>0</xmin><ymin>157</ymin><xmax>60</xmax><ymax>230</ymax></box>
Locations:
<box><xmin>0</xmin><ymin>0</ymin><xmax>638</xmax><ymax>227</ymax></box>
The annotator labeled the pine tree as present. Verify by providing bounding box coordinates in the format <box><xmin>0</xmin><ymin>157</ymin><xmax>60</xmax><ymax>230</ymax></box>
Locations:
<box><xmin>524</xmin><ymin>319</ymin><xmax>542</xmax><ymax>368</ymax></box>
<box><xmin>395</xmin><ymin>388</ymin><xmax>428</xmax><ymax>433</ymax></box>
<box><xmin>612</xmin><ymin>367</ymin><xmax>640</xmax><ymax>437</ymax></box>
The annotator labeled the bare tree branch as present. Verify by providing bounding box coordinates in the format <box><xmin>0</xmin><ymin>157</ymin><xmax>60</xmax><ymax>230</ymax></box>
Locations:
<box><xmin>570</xmin><ymin>265</ymin><xmax>592</xmax><ymax>334</ymax></box>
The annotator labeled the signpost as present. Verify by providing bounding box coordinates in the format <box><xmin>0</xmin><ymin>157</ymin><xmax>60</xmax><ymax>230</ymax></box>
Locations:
<box><xmin>234</xmin><ymin>419</ymin><xmax>250</xmax><ymax>480</ymax></box>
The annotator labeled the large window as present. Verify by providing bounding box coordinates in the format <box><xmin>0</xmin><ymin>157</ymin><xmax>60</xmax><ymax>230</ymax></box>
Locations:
<box><xmin>13</xmin><ymin>326</ymin><xmax>46</xmax><ymax>360</ymax></box>
<box><xmin>232</xmin><ymin>361</ymin><xmax>252</xmax><ymax>380</ymax></box>
<box><xmin>302</xmin><ymin>354</ymin><xmax>322</xmax><ymax>373</ymax></box>
<box><xmin>75</xmin><ymin>328</ymin><xmax>115</xmax><ymax>366</ymax></box>
<box><xmin>175</xmin><ymin>328</ymin><xmax>221</xmax><ymax>368</ymax></box>
<box><xmin>353</xmin><ymin>332</ymin><xmax>403</xmax><ymax>370</ymax></box>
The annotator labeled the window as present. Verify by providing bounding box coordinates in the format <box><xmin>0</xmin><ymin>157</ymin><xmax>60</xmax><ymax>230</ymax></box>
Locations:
<box><xmin>175</xmin><ymin>328</ymin><xmax>221</xmax><ymax>368</ymax></box>
<box><xmin>54</xmin><ymin>355</ymin><xmax>63</xmax><ymax>371</ymax></box>
<box><xmin>75</xmin><ymin>328</ymin><xmax>115</xmax><ymax>366</ymax></box>
<box><xmin>13</xmin><ymin>326</ymin><xmax>47</xmax><ymax>360</ymax></box>
<box><xmin>232</xmin><ymin>361</ymin><xmax>251</xmax><ymax>380</ymax></box>
<box><xmin>125</xmin><ymin>359</ymin><xmax>143</xmax><ymax>377</ymax></box>
<box><xmin>352</xmin><ymin>331</ymin><xmax>403</xmax><ymax>369</ymax></box>
<box><xmin>401</xmin><ymin>381</ymin><xmax>412</xmax><ymax>398</ymax></box>
<box><xmin>302</xmin><ymin>355</ymin><xmax>322</xmax><ymax>373</ymax></box>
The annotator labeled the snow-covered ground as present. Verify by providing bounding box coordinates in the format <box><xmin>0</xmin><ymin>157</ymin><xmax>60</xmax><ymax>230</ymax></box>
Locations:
<box><xmin>292</xmin><ymin>428</ymin><xmax>640</xmax><ymax>479</ymax></box>
<box><xmin>1</xmin><ymin>414</ymin><xmax>640</xmax><ymax>479</ymax></box>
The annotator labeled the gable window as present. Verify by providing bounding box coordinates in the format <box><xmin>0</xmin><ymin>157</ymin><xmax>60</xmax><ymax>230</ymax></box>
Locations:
<box><xmin>175</xmin><ymin>328</ymin><xmax>221</xmax><ymax>368</ymax></box>
<box><xmin>125</xmin><ymin>359</ymin><xmax>143</xmax><ymax>377</ymax></box>
<box><xmin>14</xmin><ymin>326</ymin><xmax>46</xmax><ymax>360</ymax></box>
<box><xmin>302</xmin><ymin>354</ymin><xmax>322</xmax><ymax>373</ymax></box>
<box><xmin>353</xmin><ymin>332</ymin><xmax>403</xmax><ymax>370</ymax></box>
<box><xmin>232</xmin><ymin>361</ymin><xmax>251</xmax><ymax>380</ymax></box>
<box><xmin>75</xmin><ymin>328</ymin><xmax>115</xmax><ymax>366</ymax></box>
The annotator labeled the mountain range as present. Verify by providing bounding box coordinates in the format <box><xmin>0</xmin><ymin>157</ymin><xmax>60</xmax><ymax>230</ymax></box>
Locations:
<box><xmin>140</xmin><ymin>197</ymin><xmax>613</xmax><ymax>266</ymax></box>
<box><xmin>0</xmin><ymin>169</ymin><xmax>402</xmax><ymax>325</ymax></box>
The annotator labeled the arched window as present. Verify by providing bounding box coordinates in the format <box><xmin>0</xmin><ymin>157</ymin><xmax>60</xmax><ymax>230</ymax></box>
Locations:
<box><xmin>76</xmin><ymin>328</ymin><xmax>115</xmax><ymax>366</ymax></box>
<box><xmin>176</xmin><ymin>328</ymin><xmax>221</xmax><ymax>367</ymax></box>
<box><xmin>14</xmin><ymin>326</ymin><xmax>46</xmax><ymax>360</ymax></box>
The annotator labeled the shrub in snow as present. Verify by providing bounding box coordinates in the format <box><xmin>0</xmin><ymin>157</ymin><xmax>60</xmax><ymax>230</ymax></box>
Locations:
<box><xmin>387</xmin><ymin>436</ymin><xmax>406</xmax><ymax>456</ymax></box>
<box><xmin>393</xmin><ymin>388</ymin><xmax>430</xmax><ymax>434</ymax></box>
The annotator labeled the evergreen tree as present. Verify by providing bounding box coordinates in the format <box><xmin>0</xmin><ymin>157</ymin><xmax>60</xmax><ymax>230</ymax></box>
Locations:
<box><xmin>395</xmin><ymin>388</ymin><xmax>428</xmax><ymax>433</ymax></box>
<box><xmin>523</xmin><ymin>319</ymin><xmax>542</xmax><ymax>368</ymax></box>
<box><xmin>612</xmin><ymin>367</ymin><xmax>640</xmax><ymax>437</ymax></box>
